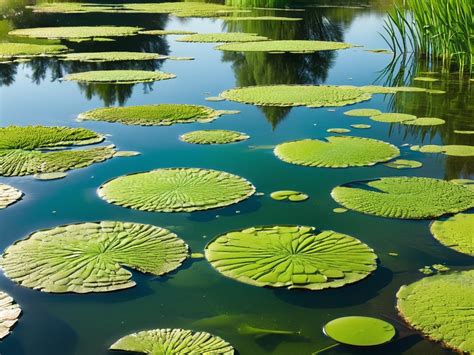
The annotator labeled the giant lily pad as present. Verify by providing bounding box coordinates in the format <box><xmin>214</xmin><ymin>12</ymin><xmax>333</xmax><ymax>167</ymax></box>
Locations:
<box><xmin>78</xmin><ymin>104</ymin><xmax>236</xmax><ymax>126</ymax></box>
<box><xmin>396</xmin><ymin>270</ymin><xmax>474</xmax><ymax>353</ymax></box>
<box><xmin>205</xmin><ymin>225</ymin><xmax>377</xmax><ymax>290</ymax></box>
<box><xmin>410</xmin><ymin>144</ymin><xmax>474</xmax><ymax>157</ymax></box>
<box><xmin>60</xmin><ymin>51</ymin><xmax>167</xmax><ymax>63</ymax></box>
<box><xmin>0</xmin><ymin>291</ymin><xmax>21</xmax><ymax>339</ymax></box>
<box><xmin>430</xmin><ymin>214</ymin><xmax>474</xmax><ymax>256</ymax></box>
<box><xmin>323</xmin><ymin>316</ymin><xmax>395</xmax><ymax>346</ymax></box>
<box><xmin>220</xmin><ymin>85</ymin><xmax>372</xmax><ymax>108</ymax></box>
<box><xmin>344</xmin><ymin>108</ymin><xmax>382</xmax><ymax>117</ymax></box>
<box><xmin>98</xmin><ymin>168</ymin><xmax>255</xmax><ymax>212</ymax></box>
<box><xmin>180</xmin><ymin>130</ymin><xmax>249</xmax><ymax>144</ymax></box>
<box><xmin>402</xmin><ymin>117</ymin><xmax>445</xmax><ymax>126</ymax></box>
<box><xmin>0</xmin><ymin>221</ymin><xmax>189</xmax><ymax>293</ymax></box>
<box><xmin>331</xmin><ymin>177</ymin><xmax>474</xmax><ymax>219</ymax></box>
<box><xmin>9</xmin><ymin>26</ymin><xmax>141</xmax><ymax>40</ymax></box>
<box><xmin>216</xmin><ymin>40</ymin><xmax>352</xmax><ymax>53</ymax></box>
<box><xmin>0</xmin><ymin>183</ymin><xmax>22</xmax><ymax>209</ymax></box>
<box><xmin>110</xmin><ymin>328</ymin><xmax>234</xmax><ymax>354</ymax></box>
<box><xmin>0</xmin><ymin>42</ymin><xmax>69</xmax><ymax>63</ymax></box>
<box><xmin>177</xmin><ymin>32</ymin><xmax>268</xmax><ymax>43</ymax></box>
<box><xmin>370</xmin><ymin>113</ymin><xmax>416</xmax><ymax>123</ymax></box>
<box><xmin>274</xmin><ymin>136</ymin><xmax>399</xmax><ymax>168</ymax></box>
<box><xmin>63</xmin><ymin>70</ymin><xmax>176</xmax><ymax>84</ymax></box>
<box><xmin>0</xmin><ymin>126</ymin><xmax>115</xmax><ymax>176</ymax></box>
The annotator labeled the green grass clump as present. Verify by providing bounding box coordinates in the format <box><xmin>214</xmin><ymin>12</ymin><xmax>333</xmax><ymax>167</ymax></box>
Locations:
<box><xmin>61</xmin><ymin>51</ymin><xmax>166</xmax><ymax>63</ymax></box>
<box><xmin>216</xmin><ymin>40</ymin><xmax>352</xmax><ymax>53</ymax></box>
<box><xmin>0</xmin><ymin>42</ymin><xmax>69</xmax><ymax>62</ymax></box>
<box><xmin>63</xmin><ymin>70</ymin><xmax>176</xmax><ymax>84</ymax></box>
<box><xmin>9</xmin><ymin>26</ymin><xmax>141</xmax><ymax>40</ymax></box>
<box><xmin>177</xmin><ymin>32</ymin><xmax>268</xmax><ymax>43</ymax></box>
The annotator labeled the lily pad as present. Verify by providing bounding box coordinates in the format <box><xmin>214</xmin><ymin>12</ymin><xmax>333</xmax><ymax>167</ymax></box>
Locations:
<box><xmin>220</xmin><ymin>85</ymin><xmax>372</xmax><ymax>108</ymax></box>
<box><xmin>323</xmin><ymin>316</ymin><xmax>395</xmax><ymax>346</ymax></box>
<box><xmin>331</xmin><ymin>177</ymin><xmax>474</xmax><ymax>219</ymax></box>
<box><xmin>396</xmin><ymin>270</ymin><xmax>474</xmax><ymax>353</ymax></box>
<box><xmin>60</xmin><ymin>51</ymin><xmax>167</xmax><ymax>63</ymax></box>
<box><xmin>220</xmin><ymin>16</ymin><xmax>302</xmax><ymax>21</ymax></box>
<box><xmin>344</xmin><ymin>109</ymin><xmax>382</xmax><ymax>117</ymax></box>
<box><xmin>350</xmin><ymin>124</ymin><xmax>371</xmax><ymax>129</ymax></box>
<box><xmin>98</xmin><ymin>168</ymin><xmax>255</xmax><ymax>212</ymax></box>
<box><xmin>62</xmin><ymin>70</ymin><xmax>176</xmax><ymax>84</ymax></box>
<box><xmin>370</xmin><ymin>113</ymin><xmax>417</xmax><ymax>123</ymax></box>
<box><xmin>0</xmin><ymin>42</ymin><xmax>69</xmax><ymax>62</ymax></box>
<box><xmin>114</xmin><ymin>151</ymin><xmax>140</xmax><ymax>157</ymax></box>
<box><xmin>361</xmin><ymin>86</ymin><xmax>427</xmax><ymax>94</ymax></box>
<box><xmin>326</xmin><ymin>128</ymin><xmax>350</xmax><ymax>134</ymax></box>
<box><xmin>78</xmin><ymin>104</ymin><xmax>235</xmax><ymax>126</ymax></box>
<box><xmin>274</xmin><ymin>137</ymin><xmax>399</xmax><ymax>168</ymax></box>
<box><xmin>205</xmin><ymin>96</ymin><xmax>225</xmax><ymax>102</ymax></box>
<box><xmin>410</xmin><ymin>144</ymin><xmax>474</xmax><ymax>157</ymax></box>
<box><xmin>177</xmin><ymin>32</ymin><xmax>268</xmax><ymax>43</ymax></box>
<box><xmin>270</xmin><ymin>190</ymin><xmax>308</xmax><ymax>202</ymax></box>
<box><xmin>139</xmin><ymin>29</ymin><xmax>197</xmax><ymax>35</ymax></box>
<box><xmin>402</xmin><ymin>117</ymin><xmax>445</xmax><ymax>126</ymax></box>
<box><xmin>333</xmin><ymin>207</ymin><xmax>348</xmax><ymax>213</ymax></box>
<box><xmin>205</xmin><ymin>225</ymin><xmax>377</xmax><ymax>290</ymax></box>
<box><xmin>180</xmin><ymin>130</ymin><xmax>249</xmax><ymax>145</ymax></box>
<box><xmin>0</xmin><ymin>221</ymin><xmax>189</xmax><ymax>293</ymax></box>
<box><xmin>430</xmin><ymin>214</ymin><xmax>474</xmax><ymax>256</ymax></box>
<box><xmin>34</xmin><ymin>172</ymin><xmax>68</xmax><ymax>180</ymax></box>
<box><xmin>0</xmin><ymin>291</ymin><xmax>21</xmax><ymax>339</ymax></box>
<box><xmin>0</xmin><ymin>126</ymin><xmax>115</xmax><ymax>176</ymax></box>
<box><xmin>0</xmin><ymin>183</ymin><xmax>22</xmax><ymax>209</ymax></box>
<box><xmin>384</xmin><ymin>159</ymin><xmax>422</xmax><ymax>169</ymax></box>
<box><xmin>216</xmin><ymin>40</ymin><xmax>352</xmax><ymax>53</ymax></box>
<box><xmin>413</xmin><ymin>77</ymin><xmax>439</xmax><ymax>82</ymax></box>
<box><xmin>110</xmin><ymin>328</ymin><xmax>234</xmax><ymax>354</ymax></box>
<box><xmin>454</xmin><ymin>130</ymin><xmax>474</xmax><ymax>134</ymax></box>
<box><xmin>9</xmin><ymin>26</ymin><xmax>141</xmax><ymax>40</ymax></box>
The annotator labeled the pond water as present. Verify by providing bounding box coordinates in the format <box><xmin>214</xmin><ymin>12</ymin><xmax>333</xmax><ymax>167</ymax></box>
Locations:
<box><xmin>0</xmin><ymin>0</ymin><xmax>472</xmax><ymax>354</ymax></box>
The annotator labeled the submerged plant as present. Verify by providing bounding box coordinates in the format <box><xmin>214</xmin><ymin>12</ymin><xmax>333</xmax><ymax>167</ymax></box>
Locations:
<box><xmin>430</xmin><ymin>213</ymin><xmax>474</xmax><ymax>256</ymax></box>
<box><xmin>62</xmin><ymin>70</ymin><xmax>176</xmax><ymax>84</ymax></box>
<box><xmin>0</xmin><ymin>291</ymin><xmax>21</xmax><ymax>339</ymax></box>
<box><xmin>0</xmin><ymin>183</ymin><xmax>22</xmax><ymax>209</ymax></box>
<box><xmin>216</xmin><ymin>40</ymin><xmax>353</xmax><ymax>53</ymax></box>
<box><xmin>180</xmin><ymin>130</ymin><xmax>249</xmax><ymax>144</ymax></box>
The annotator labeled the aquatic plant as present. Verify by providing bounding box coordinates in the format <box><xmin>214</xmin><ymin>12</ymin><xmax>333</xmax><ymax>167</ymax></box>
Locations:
<box><xmin>0</xmin><ymin>126</ymin><xmax>115</xmax><ymax>176</ymax></box>
<box><xmin>344</xmin><ymin>108</ymin><xmax>382</xmax><ymax>117</ymax></box>
<box><xmin>60</xmin><ymin>51</ymin><xmax>167</xmax><ymax>63</ymax></box>
<box><xmin>402</xmin><ymin>117</ymin><xmax>445</xmax><ymax>126</ymax></box>
<box><xmin>205</xmin><ymin>225</ymin><xmax>377</xmax><ymax>290</ymax></box>
<box><xmin>219</xmin><ymin>16</ymin><xmax>302</xmax><ymax>21</ymax></box>
<box><xmin>34</xmin><ymin>172</ymin><xmax>67</xmax><ymax>180</ymax></box>
<box><xmin>350</xmin><ymin>124</ymin><xmax>371</xmax><ymax>129</ymax></box>
<box><xmin>0</xmin><ymin>183</ymin><xmax>22</xmax><ymax>209</ymax></box>
<box><xmin>270</xmin><ymin>190</ymin><xmax>308</xmax><ymax>202</ymax></box>
<box><xmin>139</xmin><ymin>29</ymin><xmax>197</xmax><ymax>35</ymax></box>
<box><xmin>110</xmin><ymin>328</ymin><xmax>234</xmax><ymax>354</ymax></box>
<box><xmin>384</xmin><ymin>159</ymin><xmax>422</xmax><ymax>169</ymax></box>
<box><xmin>430</xmin><ymin>214</ymin><xmax>474</xmax><ymax>256</ymax></box>
<box><xmin>370</xmin><ymin>113</ymin><xmax>416</xmax><ymax>123</ymax></box>
<box><xmin>360</xmin><ymin>85</ymin><xmax>427</xmax><ymax>94</ymax></box>
<box><xmin>98</xmin><ymin>168</ymin><xmax>255</xmax><ymax>212</ymax></box>
<box><xmin>274</xmin><ymin>137</ymin><xmax>399</xmax><ymax>168</ymax></box>
<box><xmin>0</xmin><ymin>291</ymin><xmax>21</xmax><ymax>339</ymax></box>
<box><xmin>331</xmin><ymin>177</ymin><xmax>474</xmax><ymax>219</ymax></box>
<box><xmin>323</xmin><ymin>316</ymin><xmax>395</xmax><ymax>346</ymax></box>
<box><xmin>180</xmin><ymin>130</ymin><xmax>249</xmax><ymax>144</ymax></box>
<box><xmin>410</xmin><ymin>144</ymin><xmax>474</xmax><ymax>157</ymax></box>
<box><xmin>78</xmin><ymin>104</ymin><xmax>237</xmax><ymax>126</ymax></box>
<box><xmin>216</xmin><ymin>40</ymin><xmax>353</xmax><ymax>53</ymax></box>
<box><xmin>397</xmin><ymin>270</ymin><xmax>474</xmax><ymax>353</ymax></box>
<box><xmin>0</xmin><ymin>221</ymin><xmax>189</xmax><ymax>293</ymax></box>
<box><xmin>9</xmin><ymin>26</ymin><xmax>141</xmax><ymax>40</ymax></box>
<box><xmin>62</xmin><ymin>70</ymin><xmax>176</xmax><ymax>84</ymax></box>
<box><xmin>177</xmin><ymin>32</ymin><xmax>268</xmax><ymax>43</ymax></box>
<box><xmin>326</xmin><ymin>128</ymin><xmax>350</xmax><ymax>134</ymax></box>
<box><xmin>0</xmin><ymin>42</ymin><xmax>69</xmax><ymax>63</ymax></box>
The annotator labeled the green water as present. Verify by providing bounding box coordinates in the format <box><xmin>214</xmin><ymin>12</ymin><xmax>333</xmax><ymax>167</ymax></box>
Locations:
<box><xmin>0</xmin><ymin>0</ymin><xmax>472</xmax><ymax>354</ymax></box>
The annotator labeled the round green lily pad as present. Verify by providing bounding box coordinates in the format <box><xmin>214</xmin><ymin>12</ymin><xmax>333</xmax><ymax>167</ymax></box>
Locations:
<box><xmin>323</xmin><ymin>316</ymin><xmax>395</xmax><ymax>346</ymax></box>
<box><xmin>333</xmin><ymin>207</ymin><xmax>348</xmax><ymax>213</ymax></box>
<box><xmin>413</xmin><ymin>77</ymin><xmax>439</xmax><ymax>82</ymax></box>
<box><xmin>9</xmin><ymin>26</ymin><xmax>141</xmax><ymax>40</ymax></box>
<box><xmin>0</xmin><ymin>126</ymin><xmax>115</xmax><ymax>176</ymax></box>
<box><xmin>361</xmin><ymin>86</ymin><xmax>427</xmax><ymax>94</ymax></box>
<box><xmin>402</xmin><ymin>117</ymin><xmax>445</xmax><ymax>126</ymax></box>
<box><xmin>139</xmin><ymin>29</ymin><xmax>197</xmax><ymax>35</ymax></box>
<box><xmin>344</xmin><ymin>109</ymin><xmax>382</xmax><ymax>117</ymax></box>
<box><xmin>370</xmin><ymin>113</ymin><xmax>417</xmax><ymax>123</ymax></box>
<box><xmin>216</xmin><ymin>40</ymin><xmax>352</xmax><ymax>53</ymax></box>
<box><xmin>274</xmin><ymin>137</ymin><xmax>399</xmax><ymax>168</ymax></box>
<box><xmin>331</xmin><ymin>177</ymin><xmax>474</xmax><ymax>219</ymax></box>
<box><xmin>430</xmin><ymin>214</ymin><xmax>474</xmax><ymax>256</ymax></box>
<box><xmin>326</xmin><ymin>128</ymin><xmax>350</xmax><ymax>134</ymax></box>
<box><xmin>110</xmin><ymin>328</ymin><xmax>234</xmax><ymax>354</ymax></box>
<box><xmin>397</xmin><ymin>270</ymin><xmax>474</xmax><ymax>353</ymax></box>
<box><xmin>78</xmin><ymin>104</ymin><xmax>233</xmax><ymax>126</ymax></box>
<box><xmin>205</xmin><ymin>225</ymin><xmax>377</xmax><ymax>290</ymax></box>
<box><xmin>0</xmin><ymin>183</ymin><xmax>22</xmax><ymax>209</ymax></box>
<box><xmin>454</xmin><ymin>130</ymin><xmax>474</xmax><ymax>135</ymax></box>
<box><xmin>0</xmin><ymin>291</ymin><xmax>21</xmax><ymax>339</ymax></box>
<box><xmin>270</xmin><ymin>190</ymin><xmax>308</xmax><ymax>202</ymax></box>
<box><xmin>384</xmin><ymin>159</ymin><xmax>422</xmax><ymax>169</ymax></box>
<box><xmin>60</xmin><ymin>51</ymin><xmax>166</xmax><ymax>63</ymax></box>
<box><xmin>180</xmin><ymin>130</ymin><xmax>249</xmax><ymax>145</ymax></box>
<box><xmin>0</xmin><ymin>221</ymin><xmax>189</xmax><ymax>293</ymax></box>
<box><xmin>63</xmin><ymin>70</ymin><xmax>176</xmax><ymax>84</ymax></box>
<box><xmin>98</xmin><ymin>168</ymin><xmax>255</xmax><ymax>212</ymax></box>
<box><xmin>220</xmin><ymin>85</ymin><xmax>372</xmax><ymax>108</ymax></box>
<box><xmin>0</xmin><ymin>42</ymin><xmax>69</xmax><ymax>62</ymax></box>
<box><xmin>411</xmin><ymin>144</ymin><xmax>474</xmax><ymax>157</ymax></box>
<box><xmin>177</xmin><ymin>32</ymin><xmax>268</xmax><ymax>43</ymax></box>
<box><xmin>34</xmin><ymin>172</ymin><xmax>68</xmax><ymax>180</ymax></box>
<box><xmin>220</xmin><ymin>16</ymin><xmax>302</xmax><ymax>21</ymax></box>
<box><xmin>350</xmin><ymin>124</ymin><xmax>371</xmax><ymax>129</ymax></box>
<box><xmin>114</xmin><ymin>151</ymin><xmax>140</xmax><ymax>157</ymax></box>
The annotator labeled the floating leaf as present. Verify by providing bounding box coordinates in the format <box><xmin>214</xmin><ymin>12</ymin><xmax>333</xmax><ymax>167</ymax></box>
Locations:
<box><xmin>63</xmin><ymin>70</ymin><xmax>176</xmax><ymax>84</ymax></box>
<box><xmin>0</xmin><ymin>42</ymin><xmax>69</xmax><ymax>62</ymax></box>
<box><xmin>384</xmin><ymin>159</ymin><xmax>422</xmax><ymax>169</ymax></box>
<box><xmin>0</xmin><ymin>221</ymin><xmax>189</xmax><ymax>293</ymax></box>
<box><xmin>402</xmin><ymin>117</ymin><xmax>445</xmax><ymax>126</ymax></box>
<box><xmin>344</xmin><ymin>109</ymin><xmax>382</xmax><ymax>117</ymax></box>
<box><xmin>205</xmin><ymin>225</ymin><xmax>377</xmax><ymax>290</ymax></box>
<box><xmin>326</xmin><ymin>128</ymin><xmax>350</xmax><ymax>134</ymax></box>
<box><xmin>114</xmin><ymin>151</ymin><xmax>140</xmax><ymax>157</ymax></box>
<box><xmin>370</xmin><ymin>113</ymin><xmax>416</xmax><ymax>123</ymax></box>
<box><xmin>274</xmin><ymin>137</ymin><xmax>399</xmax><ymax>168</ymax></box>
<box><xmin>413</xmin><ymin>77</ymin><xmax>439</xmax><ymax>82</ymax></box>
<box><xmin>98</xmin><ymin>168</ymin><xmax>255</xmax><ymax>212</ymax></box>
<box><xmin>180</xmin><ymin>130</ymin><xmax>249</xmax><ymax>144</ymax></box>
<box><xmin>110</xmin><ymin>328</ymin><xmax>234</xmax><ymax>354</ymax></box>
<box><xmin>0</xmin><ymin>183</ymin><xmax>22</xmax><ymax>209</ymax></box>
<box><xmin>430</xmin><ymin>214</ymin><xmax>474</xmax><ymax>256</ymax></box>
<box><xmin>397</xmin><ymin>270</ymin><xmax>474</xmax><ymax>353</ymax></box>
<box><xmin>270</xmin><ymin>190</ymin><xmax>308</xmax><ymax>202</ymax></box>
<box><xmin>216</xmin><ymin>40</ymin><xmax>352</xmax><ymax>53</ymax></box>
<box><xmin>410</xmin><ymin>144</ymin><xmax>474</xmax><ymax>157</ymax></box>
<box><xmin>78</xmin><ymin>104</ymin><xmax>233</xmax><ymax>126</ymax></box>
<box><xmin>60</xmin><ymin>51</ymin><xmax>167</xmax><ymax>63</ymax></box>
<box><xmin>34</xmin><ymin>172</ymin><xmax>67</xmax><ymax>180</ymax></box>
<box><xmin>333</xmin><ymin>207</ymin><xmax>348</xmax><ymax>213</ymax></box>
<box><xmin>0</xmin><ymin>291</ymin><xmax>21</xmax><ymax>339</ymax></box>
<box><xmin>9</xmin><ymin>26</ymin><xmax>141</xmax><ymax>39</ymax></box>
<box><xmin>331</xmin><ymin>177</ymin><xmax>474</xmax><ymax>219</ymax></box>
<box><xmin>139</xmin><ymin>29</ymin><xmax>197</xmax><ymax>35</ymax></box>
<box><xmin>177</xmin><ymin>32</ymin><xmax>268</xmax><ymax>42</ymax></box>
<box><xmin>0</xmin><ymin>126</ymin><xmax>115</xmax><ymax>176</ymax></box>
<box><xmin>361</xmin><ymin>86</ymin><xmax>427</xmax><ymax>94</ymax></box>
<box><xmin>454</xmin><ymin>130</ymin><xmax>474</xmax><ymax>135</ymax></box>
<box><xmin>350</xmin><ymin>124</ymin><xmax>371</xmax><ymax>129</ymax></box>
<box><xmin>323</xmin><ymin>316</ymin><xmax>395</xmax><ymax>346</ymax></box>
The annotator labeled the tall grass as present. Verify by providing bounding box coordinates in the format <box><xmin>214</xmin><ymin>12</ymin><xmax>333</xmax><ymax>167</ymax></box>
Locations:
<box><xmin>382</xmin><ymin>0</ymin><xmax>473</xmax><ymax>75</ymax></box>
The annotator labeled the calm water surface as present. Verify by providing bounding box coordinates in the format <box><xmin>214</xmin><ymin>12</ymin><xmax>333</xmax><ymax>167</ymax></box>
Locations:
<box><xmin>0</xmin><ymin>1</ymin><xmax>473</xmax><ymax>354</ymax></box>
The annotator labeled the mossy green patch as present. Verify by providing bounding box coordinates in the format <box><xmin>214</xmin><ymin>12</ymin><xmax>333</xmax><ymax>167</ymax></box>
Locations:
<box><xmin>180</xmin><ymin>130</ymin><xmax>249</xmax><ymax>144</ymax></box>
<box><xmin>430</xmin><ymin>214</ymin><xmax>474</xmax><ymax>256</ymax></box>
<box><xmin>411</xmin><ymin>144</ymin><xmax>474</xmax><ymax>157</ymax></box>
<box><xmin>216</xmin><ymin>40</ymin><xmax>352</xmax><ymax>53</ymax></box>
<box><xmin>0</xmin><ymin>42</ymin><xmax>69</xmax><ymax>62</ymax></box>
<box><xmin>350</xmin><ymin>124</ymin><xmax>371</xmax><ymax>129</ymax></box>
<box><xmin>139</xmin><ymin>29</ymin><xmax>197</xmax><ymax>35</ymax></box>
<box><xmin>0</xmin><ymin>291</ymin><xmax>21</xmax><ymax>340</ymax></box>
<box><xmin>63</xmin><ymin>70</ymin><xmax>176</xmax><ymax>84</ymax></box>
<box><xmin>370</xmin><ymin>113</ymin><xmax>417</xmax><ymax>123</ymax></box>
<box><xmin>205</xmin><ymin>225</ymin><xmax>377</xmax><ymax>290</ymax></box>
<box><xmin>0</xmin><ymin>221</ymin><xmax>189</xmax><ymax>293</ymax></box>
<box><xmin>98</xmin><ymin>168</ymin><xmax>255</xmax><ymax>212</ymax></box>
<box><xmin>177</xmin><ymin>32</ymin><xmax>268</xmax><ymax>43</ymax></box>
<box><xmin>78</xmin><ymin>104</ymin><xmax>234</xmax><ymax>126</ymax></box>
<box><xmin>326</xmin><ymin>128</ymin><xmax>350</xmax><ymax>134</ymax></box>
<box><xmin>384</xmin><ymin>159</ymin><xmax>422</xmax><ymax>169</ymax></box>
<box><xmin>274</xmin><ymin>136</ymin><xmax>399</xmax><ymax>168</ymax></box>
<box><xmin>110</xmin><ymin>328</ymin><xmax>234</xmax><ymax>354</ymax></box>
<box><xmin>61</xmin><ymin>51</ymin><xmax>166</xmax><ymax>63</ymax></box>
<box><xmin>270</xmin><ymin>190</ymin><xmax>308</xmax><ymax>202</ymax></box>
<box><xmin>331</xmin><ymin>177</ymin><xmax>474</xmax><ymax>219</ymax></box>
<box><xmin>344</xmin><ymin>108</ymin><xmax>382</xmax><ymax>117</ymax></box>
<box><xmin>0</xmin><ymin>183</ymin><xmax>22</xmax><ymax>209</ymax></box>
<box><xmin>9</xmin><ymin>26</ymin><xmax>141</xmax><ymax>40</ymax></box>
<box><xmin>397</xmin><ymin>270</ymin><xmax>474</xmax><ymax>353</ymax></box>
<box><xmin>402</xmin><ymin>117</ymin><xmax>445</xmax><ymax>126</ymax></box>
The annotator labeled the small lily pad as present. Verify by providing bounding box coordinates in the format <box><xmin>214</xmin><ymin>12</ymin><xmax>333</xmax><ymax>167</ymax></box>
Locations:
<box><xmin>177</xmin><ymin>32</ymin><xmax>268</xmax><ymax>43</ymax></box>
<box><xmin>384</xmin><ymin>159</ymin><xmax>422</xmax><ymax>169</ymax></box>
<box><xmin>0</xmin><ymin>291</ymin><xmax>21</xmax><ymax>339</ymax></box>
<box><xmin>270</xmin><ymin>190</ymin><xmax>308</xmax><ymax>202</ymax></box>
<box><xmin>323</xmin><ymin>316</ymin><xmax>395</xmax><ymax>346</ymax></box>
<box><xmin>114</xmin><ymin>151</ymin><xmax>140</xmax><ymax>157</ymax></box>
<box><xmin>326</xmin><ymin>128</ymin><xmax>350</xmax><ymax>134</ymax></box>
<box><xmin>63</xmin><ymin>70</ymin><xmax>176</xmax><ymax>84</ymax></box>
<box><xmin>180</xmin><ymin>130</ymin><xmax>249</xmax><ymax>144</ymax></box>
<box><xmin>411</xmin><ymin>144</ymin><xmax>474</xmax><ymax>157</ymax></box>
<box><xmin>34</xmin><ymin>172</ymin><xmax>68</xmax><ymax>180</ymax></box>
<box><xmin>344</xmin><ymin>109</ymin><xmax>382</xmax><ymax>117</ymax></box>
<box><xmin>430</xmin><ymin>214</ymin><xmax>474</xmax><ymax>256</ymax></box>
<box><xmin>205</xmin><ymin>96</ymin><xmax>225</xmax><ymax>102</ymax></box>
<box><xmin>110</xmin><ymin>328</ymin><xmax>234</xmax><ymax>354</ymax></box>
<box><xmin>139</xmin><ymin>29</ymin><xmax>197</xmax><ymax>35</ymax></box>
<box><xmin>370</xmin><ymin>113</ymin><xmax>417</xmax><ymax>123</ymax></box>
<box><xmin>454</xmin><ymin>130</ymin><xmax>474</xmax><ymax>134</ymax></box>
<box><xmin>402</xmin><ymin>117</ymin><xmax>445</xmax><ymax>126</ymax></box>
<box><xmin>361</xmin><ymin>86</ymin><xmax>427</xmax><ymax>94</ymax></box>
<box><xmin>413</xmin><ymin>77</ymin><xmax>439</xmax><ymax>82</ymax></box>
<box><xmin>0</xmin><ymin>42</ymin><xmax>69</xmax><ymax>62</ymax></box>
<box><xmin>0</xmin><ymin>183</ymin><xmax>22</xmax><ymax>209</ymax></box>
<box><xmin>333</xmin><ymin>207</ymin><xmax>348</xmax><ymax>213</ymax></box>
<box><xmin>350</xmin><ymin>124</ymin><xmax>371</xmax><ymax>129</ymax></box>
<box><xmin>60</xmin><ymin>51</ymin><xmax>167</xmax><ymax>62</ymax></box>
<box><xmin>9</xmin><ymin>26</ymin><xmax>141</xmax><ymax>40</ymax></box>
<box><xmin>216</xmin><ymin>40</ymin><xmax>353</xmax><ymax>53</ymax></box>
<box><xmin>219</xmin><ymin>16</ymin><xmax>302</xmax><ymax>21</ymax></box>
